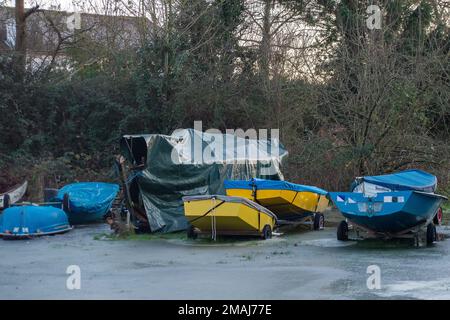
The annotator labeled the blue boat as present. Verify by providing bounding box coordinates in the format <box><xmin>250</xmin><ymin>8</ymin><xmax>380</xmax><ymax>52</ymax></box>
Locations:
<box><xmin>0</xmin><ymin>206</ymin><xmax>72</xmax><ymax>239</ymax></box>
<box><xmin>329</xmin><ymin>170</ymin><xmax>447</xmax><ymax>242</ymax></box>
<box><xmin>52</xmin><ymin>182</ymin><xmax>120</xmax><ymax>224</ymax></box>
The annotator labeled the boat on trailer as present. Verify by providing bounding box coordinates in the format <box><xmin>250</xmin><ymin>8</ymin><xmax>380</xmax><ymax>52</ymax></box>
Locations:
<box><xmin>224</xmin><ymin>179</ymin><xmax>328</xmax><ymax>230</ymax></box>
<box><xmin>0</xmin><ymin>206</ymin><xmax>72</xmax><ymax>239</ymax></box>
<box><xmin>0</xmin><ymin>181</ymin><xmax>28</xmax><ymax>209</ymax></box>
<box><xmin>328</xmin><ymin>170</ymin><xmax>447</xmax><ymax>246</ymax></box>
<box><xmin>183</xmin><ymin>195</ymin><xmax>277</xmax><ymax>240</ymax></box>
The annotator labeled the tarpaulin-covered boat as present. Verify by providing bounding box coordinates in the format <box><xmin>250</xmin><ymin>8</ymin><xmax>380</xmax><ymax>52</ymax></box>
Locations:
<box><xmin>329</xmin><ymin>170</ymin><xmax>447</xmax><ymax>245</ymax></box>
<box><xmin>224</xmin><ymin>179</ymin><xmax>328</xmax><ymax>229</ymax></box>
<box><xmin>120</xmin><ymin>128</ymin><xmax>287</xmax><ymax>233</ymax></box>
<box><xmin>0</xmin><ymin>181</ymin><xmax>28</xmax><ymax>209</ymax></box>
<box><xmin>52</xmin><ymin>182</ymin><xmax>119</xmax><ymax>224</ymax></box>
<box><xmin>0</xmin><ymin>206</ymin><xmax>72</xmax><ymax>239</ymax></box>
<box><xmin>183</xmin><ymin>195</ymin><xmax>277</xmax><ymax>239</ymax></box>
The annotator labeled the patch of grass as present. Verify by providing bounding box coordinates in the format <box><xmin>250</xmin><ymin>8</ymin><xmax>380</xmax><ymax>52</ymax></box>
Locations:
<box><xmin>94</xmin><ymin>231</ymin><xmax>187</xmax><ymax>241</ymax></box>
<box><xmin>126</xmin><ymin>232</ymin><xmax>187</xmax><ymax>241</ymax></box>
<box><xmin>93</xmin><ymin>233</ymin><xmax>116</xmax><ymax>241</ymax></box>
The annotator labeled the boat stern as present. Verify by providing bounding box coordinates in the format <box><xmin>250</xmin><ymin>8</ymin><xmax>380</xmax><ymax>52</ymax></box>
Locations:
<box><xmin>182</xmin><ymin>195</ymin><xmax>277</xmax><ymax>236</ymax></box>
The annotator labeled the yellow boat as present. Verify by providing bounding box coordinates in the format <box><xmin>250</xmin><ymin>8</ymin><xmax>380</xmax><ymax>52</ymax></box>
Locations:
<box><xmin>183</xmin><ymin>195</ymin><xmax>277</xmax><ymax>239</ymax></box>
<box><xmin>224</xmin><ymin>179</ymin><xmax>329</xmax><ymax>229</ymax></box>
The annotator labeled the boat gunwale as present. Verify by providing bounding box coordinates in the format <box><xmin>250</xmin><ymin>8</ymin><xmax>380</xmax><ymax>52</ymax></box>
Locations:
<box><xmin>0</xmin><ymin>226</ymin><xmax>73</xmax><ymax>238</ymax></box>
<box><xmin>224</xmin><ymin>179</ymin><xmax>328</xmax><ymax>196</ymax></box>
<box><xmin>412</xmin><ymin>190</ymin><xmax>448</xmax><ymax>201</ymax></box>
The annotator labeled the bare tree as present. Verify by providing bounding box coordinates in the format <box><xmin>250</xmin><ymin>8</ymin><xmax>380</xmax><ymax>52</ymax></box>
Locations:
<box><xmin>13</xmin><ymin>0</ymin><xmax>40</xmax><ymax>77</ymax></box>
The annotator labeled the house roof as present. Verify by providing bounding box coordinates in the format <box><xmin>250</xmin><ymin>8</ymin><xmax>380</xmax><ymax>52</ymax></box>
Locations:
<box><xmin>0</xmin><ymin>6</ymin><xmax>151</xmax><ymax>54</ymax></box>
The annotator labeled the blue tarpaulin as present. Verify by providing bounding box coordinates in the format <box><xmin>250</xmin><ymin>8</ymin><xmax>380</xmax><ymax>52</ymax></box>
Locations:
<box><xmin>53</xmin><ymin>182</ymin><xmax>119</xmax><ymax>224</ymax></box>
<box><xmin>359</xmin><ymin>169</ymin><xmax>437</xmax><ymax>192</ymax></box>
<box><xmin>224</xmin><ymin>178</ymin><xmax>328</xmax><ymax>195</ymax></box>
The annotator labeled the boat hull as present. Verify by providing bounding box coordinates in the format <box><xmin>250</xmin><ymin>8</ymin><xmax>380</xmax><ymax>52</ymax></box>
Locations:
<box><xmin>183</xmin><ymin>195</ymin><xmax>277</xmax><ymax>236</ymax></box>
<box><xmin>329</xmin><ymin>191</ymin><xmax>446</xmax><ymax>234</ymax></box>
<box><xmin>0</xmin><ymin>181</ymin><xmax>28</xmax><ymax>209</ymax></box>
<box><xmin>0</xmin><ymin>206</ymin><xmax>72</xmax><ymax>239</ymax></box>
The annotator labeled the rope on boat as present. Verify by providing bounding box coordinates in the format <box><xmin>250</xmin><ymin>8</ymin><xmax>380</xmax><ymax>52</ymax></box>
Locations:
<box><xmin>189</xmin><ymin>200</ymin><xmax>226</xmax><ymax>224</ymax></box>
<box><xmin>251</xmin><ymin>178</ymin><xmax>257</xmax><ymax>202</ymax></box>
<box><xmin>125</xmin><ymin>170</ymin><xmax>141</xmax><ymax>185</ymax></box>
<box><xmin>211</xmin><ymin>197</ymin><xmax>217</xmax><ymax>241</ymax></box>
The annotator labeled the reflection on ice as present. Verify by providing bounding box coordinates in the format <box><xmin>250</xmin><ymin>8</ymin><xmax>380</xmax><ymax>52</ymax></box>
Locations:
<box><xmin>299</xmin><ymin>238</ymin><xmax>357</xmax><ymax>248</ymax></box>
<box><xmin>378</xmin><ymin>279</ymin><xmax>450</xmax><ymax>299</ymax></box>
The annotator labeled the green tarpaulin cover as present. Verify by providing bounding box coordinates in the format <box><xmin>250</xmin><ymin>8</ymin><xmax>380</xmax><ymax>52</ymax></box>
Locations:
<box><xmin>120</xmin><ymin>129</ymin><xmax>287</xmax><ymax>233</ymax></box>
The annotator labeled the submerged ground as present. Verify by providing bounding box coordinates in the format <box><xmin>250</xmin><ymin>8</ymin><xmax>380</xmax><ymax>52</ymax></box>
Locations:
<box><xmin>1</xmin><ymin>211</ymin><xmax>450</xmax><ymax>300</ymax></box>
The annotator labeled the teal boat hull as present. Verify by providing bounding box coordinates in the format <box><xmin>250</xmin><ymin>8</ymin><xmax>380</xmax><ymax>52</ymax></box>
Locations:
<box><xmin>329</xmin><ymin>191</ymin><xmax>446</xmax><ymax>234</ymax></box>
<box><xmin>0</xmin><ymin>206</ymin><xmax>72</xmax><ymax>239</ymax></box>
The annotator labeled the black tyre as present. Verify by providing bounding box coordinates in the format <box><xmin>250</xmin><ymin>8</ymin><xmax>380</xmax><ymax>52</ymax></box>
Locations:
<box><xmin>62</xmin><ymin>193</ymin><xmax>70</xmax><ymax>212</ymax></box>
<box><xmin>313</xmin><ymin>213</ymin><xmax>325</xmax><ymax>230</ymax></box>
<box><xmin>262</xmin><ymin>225</ymin><xmax>272</xmax><ymax>240</ymax></box>
<box><xmin>187</xmin><ymin>225</ymin><xmax>197</xmax><ymax>239</ymax></box>
<box><xmin>426</xmin><ymin>223</ymin><xmax>437</xmax><ymax>245</ymax></box>
<box><xmin>337</xmin><ymin>220</ymin><xmax>349</xmax><ymax>241</ymax></box>
<box><xmin>433</xmin><ymin>207</ymin><xmax>443</xmax><ymax>226</ymax></box>
<box><xmin>3</xmin><ymin>194</ymin><xmax>11</xmax><ymax>209</ymax></box>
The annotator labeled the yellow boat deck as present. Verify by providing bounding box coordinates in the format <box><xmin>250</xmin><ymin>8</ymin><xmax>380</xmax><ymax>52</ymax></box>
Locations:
<box><xmin>225</xmin><ymin>188</ymin><xmax>329</xmax><ymax>220</ymax></box>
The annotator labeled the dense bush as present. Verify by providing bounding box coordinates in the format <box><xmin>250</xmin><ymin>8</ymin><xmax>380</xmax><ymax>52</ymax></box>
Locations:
<box><xmin>0</xmin><ymin>0</ymin><xmax>448</xmax><ymax>196</ymax></box>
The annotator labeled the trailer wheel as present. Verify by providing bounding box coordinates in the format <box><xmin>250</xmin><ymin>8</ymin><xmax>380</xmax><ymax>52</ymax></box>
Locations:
<box><xmin>426</xmin><ymin>223</ymin><xmax>437</xmax><ymax>246</ymax></box>
<box><xmin>433</xmin><ymin>207</ymin><xmax>443</xmax><ymax>226</ymax></box>
<box><xmin>337</xmin><ymin>220</ymin><xmax>349</xmax><ymax>241</ymax></box>
<box><xmin>3</xmin><ymin>194</ymin><xmax>11</xmax><ymax>209</ymax></box>
<box><xmin>187</xmin><ymin>225</ymin><xmax>197</xmax><ymax>240</ymax></box>
<box><xmin>62</xmin><ymin>193</ymin><xmax>70</xmax><ymax>212</ymax></box>
<box><xmin>313</xmin><ymin>213</ymin><xmax>325</xmax><ymax>230</ymax></box>
<box><xmin>262</xmin><ymin>225</ymin><xmax>272</xmax><ymax>240</ymax></box>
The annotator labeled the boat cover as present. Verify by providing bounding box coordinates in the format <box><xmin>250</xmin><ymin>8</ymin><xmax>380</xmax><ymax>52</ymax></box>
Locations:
<box><xmin>224</xmin><ymin>178</ymin><xmax>328</xmax><ymax>196</ymax></box>
<box><xmin>0</xmin><ymin>206</ymin><xmax>71</xmax><ymax>236</ymax></box>
<box><xmin>182</xmin><ymin>195</ymin><xmax>278</xmax><ymax>220</ymax></box>
<box><xmin>120</xmin><ymin>129</ymin><xmax>287</xmax><ymax>233</ymax></box>
<box><xmin>355</xmin><ymin>169</ymin><xmax>437</xmax><ymax>193</ymax></box>
<box><xmin>53</xmin><ymin>182</ymin><xmax>119</xmax><ymax>215</ymax></box>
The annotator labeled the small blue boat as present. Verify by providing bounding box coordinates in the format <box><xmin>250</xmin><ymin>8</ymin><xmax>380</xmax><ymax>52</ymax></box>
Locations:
<box><xmin>329</xmin><ymin>170</ymin><xmax>447</xmax><ymax>241</ymax></box>
<box><xmin>52</xmin><ymin>182</ymin><xmax>119</xmax><ymax>224</ymax></box>
<box><xmin>0</xmin><ymin>206</ymin><xmax>72</xmax><ymax>239</ymax></box>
